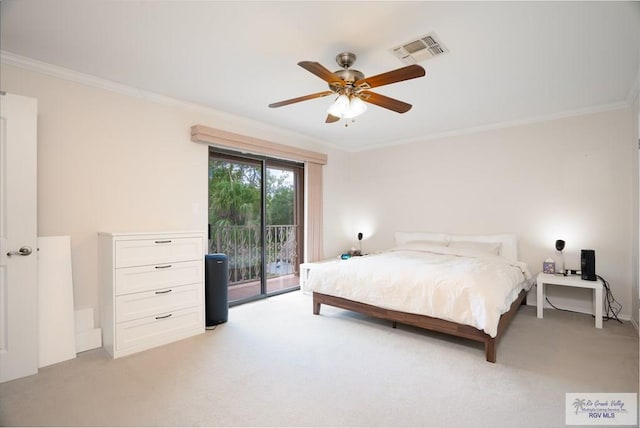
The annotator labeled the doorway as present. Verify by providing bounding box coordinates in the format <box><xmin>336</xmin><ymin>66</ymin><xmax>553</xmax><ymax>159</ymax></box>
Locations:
<box><xmin>0</xmin><ymin>93</ymin><xmax>39</xmax><ymax>382</ymax></box>
<box><xmin>208</xmin><ymin>149</ymin><xmax>304</xmax><ymax>305</ymax></box>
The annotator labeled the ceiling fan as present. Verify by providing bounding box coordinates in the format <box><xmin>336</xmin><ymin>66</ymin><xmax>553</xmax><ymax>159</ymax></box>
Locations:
<box><xmin>268</xmin><ymin>52</ymin><xmax>426</xmax><ymax>124</ymax></box>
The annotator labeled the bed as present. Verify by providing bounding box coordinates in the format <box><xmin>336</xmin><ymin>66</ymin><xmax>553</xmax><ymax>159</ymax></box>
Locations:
<box><xmin>307</xmin><ymin>233</ymin><xmax>532</xmax><ymax>363</ymax></box>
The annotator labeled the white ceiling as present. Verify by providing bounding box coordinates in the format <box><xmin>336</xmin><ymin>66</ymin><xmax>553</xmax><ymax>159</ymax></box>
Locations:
<box><xmin>1</xmin><ymin>1</ymin><xmax>639</xmax><ymax>151</ymax></box>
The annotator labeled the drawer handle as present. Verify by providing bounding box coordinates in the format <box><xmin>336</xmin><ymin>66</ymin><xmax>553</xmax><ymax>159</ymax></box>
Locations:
<box><xmin>155</xmin><ymin>314</ymin><xmax>172</xmax><ymax>320</ymax></box>
<box><xmin>154</xmin><ymin>240</ymin><xmax>172</xmax><ymax>244</ymax></box>
<box><xmin>155</xmin><ymin>264</ymin><xmax>172</xmax><ymax>269</ymax></box>
<box><xmin>155</xmin><ymin>289</ymin><xmax>172</xmax><ymax>295</ymax></box>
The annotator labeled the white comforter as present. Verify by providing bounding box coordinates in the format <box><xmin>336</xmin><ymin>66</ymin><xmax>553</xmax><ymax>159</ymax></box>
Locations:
<box><xmin>307</xmin><ymin>243</ymin><xmax>532</xmax><ymax>337</ymax></box>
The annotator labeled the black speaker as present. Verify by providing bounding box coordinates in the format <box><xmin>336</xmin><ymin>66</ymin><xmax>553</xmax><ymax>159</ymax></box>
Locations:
<box><xmin>581</xmin><ymin>249</ymin><xmax>596</xmax><ymax>281</ymax></box>
<box><xmin>205</xmin><ymin>254</ymin><xmax>229</xmax><ymax>327</ymax></box>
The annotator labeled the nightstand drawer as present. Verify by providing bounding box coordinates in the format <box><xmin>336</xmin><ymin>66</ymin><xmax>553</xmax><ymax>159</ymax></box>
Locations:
<box><xmin>115</xmin><ymin>260</ymin><xmax>203</xmax><ymax>295</ymax></box>
<box><xmin>115</xmin><ymin>237</ymin><xmax>202</xmax><ymax>267</ymax></box>
<box><xmin>115</xmin><ymin>306</ymin><xmax>203</xmax><ymax>354</ymax></box>
<box><xmin>116</xmin><ymin>283</ymin><xmax>202</xmax><ymax>322</ymax></box>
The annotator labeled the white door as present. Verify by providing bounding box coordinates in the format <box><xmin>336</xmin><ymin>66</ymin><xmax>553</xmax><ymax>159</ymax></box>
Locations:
<box><xmin>0</xmin><ymin>93</ymin><xmax>38</xmax><ymax>382</ymax></box>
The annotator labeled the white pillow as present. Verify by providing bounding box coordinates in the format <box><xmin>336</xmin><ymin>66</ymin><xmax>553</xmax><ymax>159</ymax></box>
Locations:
<box><xmin>449</xmin><ymin>233</ymin><xmax>518</xmax><ymax>261</ymax></box>
<box><xmin>394</xmin><ymin>232</ymin><xmax>450</xmax><ymax>247</ymax></box>
<box><xmin>449</xmin><ymin>241</ymin><xmax>502</xmax><ymax>256</ymax></box>
<box><xmin>395</xmin><ymin>241</ymin><xmax>450</xmax><ymax>252</ymax></box>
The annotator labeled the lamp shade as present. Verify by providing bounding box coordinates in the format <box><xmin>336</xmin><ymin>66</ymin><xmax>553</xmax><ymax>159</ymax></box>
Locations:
<box><xmin>343</xmin><ymin>96</ymin><xmax>367</xmax><ymax>119</ymax></box>
<box><xmin>328</xmin><ymin>94</ymin><xmax>367</xmax><ymax>119</ymax></box>
<box><xmin>555</xmin><ymin>240</ymin><xmax>565</xmax><ymax>252</ymax></box>
<box><xmin>327</xmin><ymin>94</ymin><xmax>350</xmax><ymax>117</ymax></box>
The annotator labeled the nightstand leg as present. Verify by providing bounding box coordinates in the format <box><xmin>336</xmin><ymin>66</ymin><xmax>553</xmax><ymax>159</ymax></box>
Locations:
<box><xmin>594</xmin><ymin>285</ymin><xmax>603</xmax><ymax>329</ymax></box>
<box><xmin>537</xmin><ymin>282</ymin><xmax>544</xmax><ymax>319</ymax></box>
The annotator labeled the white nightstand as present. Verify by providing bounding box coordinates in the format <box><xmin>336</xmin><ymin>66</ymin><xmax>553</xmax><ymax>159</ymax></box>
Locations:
<box><xmin>536</xmin><ymin>272</ymin><xmax>603</xmax><ymax>328</ymax></box>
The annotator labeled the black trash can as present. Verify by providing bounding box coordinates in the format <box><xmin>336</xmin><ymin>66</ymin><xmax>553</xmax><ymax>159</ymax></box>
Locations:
<box><xmin>204</xmin><ymin>254</ymin><xmax>228</xmax><ymax>328</ymax></box>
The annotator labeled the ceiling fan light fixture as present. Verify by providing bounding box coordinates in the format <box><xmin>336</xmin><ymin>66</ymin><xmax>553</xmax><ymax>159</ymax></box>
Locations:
<box><xmin>343</xmin><ymin>96</ymin><xmax>367</xmax><ymax>119</ymax></box>
<box><xmin>328</xmin><ymin>94</ymin><xmax>367</xmax><ymax>119</ymax></box>
<box><xmin>327</xmin><ymin>94</ymin><xmax>350</xmax><ymax>117</ymax></box>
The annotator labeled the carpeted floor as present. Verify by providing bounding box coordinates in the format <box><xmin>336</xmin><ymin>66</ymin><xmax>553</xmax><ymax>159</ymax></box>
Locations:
<box><xmin>0</xmin><ymin>290</ymin><xmax>637</xmax><ymax>427</ymax></box>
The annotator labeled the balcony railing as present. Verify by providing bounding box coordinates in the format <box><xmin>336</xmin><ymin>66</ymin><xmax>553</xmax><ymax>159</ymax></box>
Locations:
<box><xmin>209</xmin><ymin>224</ymin><xmax>298</xmax><ymax>285</ymax></box>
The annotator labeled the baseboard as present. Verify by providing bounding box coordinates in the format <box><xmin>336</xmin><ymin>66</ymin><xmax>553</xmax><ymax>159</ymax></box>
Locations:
<box><xmin>543</xmin><ymin>304</ymin><xmax>631</xmax><ymax>321</ymax></box>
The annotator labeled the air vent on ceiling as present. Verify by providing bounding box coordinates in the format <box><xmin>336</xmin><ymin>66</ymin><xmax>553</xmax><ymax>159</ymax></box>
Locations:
<box><xmin>390</xmin><ymin>32</ymin><xmax>448</xmax><ymax>65</ymax></box>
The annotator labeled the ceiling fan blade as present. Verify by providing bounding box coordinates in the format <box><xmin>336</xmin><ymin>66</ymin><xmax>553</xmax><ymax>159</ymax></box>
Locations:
<box><xmin>325</xmin><ymin>114</ymin><xmax>340</xmax><ymax>123</ymax></box>
<box><xmin>360</xmin><ymin>91</ymin><xmax>412</xmax><ymax>113</ymax></box>
<box><xmin>355</xmin><ymin>64</ymin><xmax>425</xmax><ymax>89</ymax></box>
<box><xmin>268</xmin><ymin>91</ymin><xmax>334</xmax><ymax>108</ymax></box>
<box><xmin>298</xmin><ymin>61</ymin><xmax>343</xmax><ymax>84</ymax></box>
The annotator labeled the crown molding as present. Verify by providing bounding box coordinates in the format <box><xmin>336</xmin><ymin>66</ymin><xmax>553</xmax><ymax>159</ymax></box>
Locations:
<box><xmin>351</xmin><ymin>101</ymin><xmax>632</xmax><ymax>152</ymax></box>
<box><xmin>0</xmin><ymin>50</ymin><xmax>238</xmax><ymax>113</ymax></box>
<box><xmin>2</xmin><ymin>50</ymin><xmax>636</xmax><ymax>154</ymax></box>
<box><xmin>0</xmin><ymin>50</ymin><xmax>332</xmax><ymax>151</ymax></box>
<box><xmin>1</xmin><ymin>50</ymin><xmax>156</xmax><ymax>101</ymax></box>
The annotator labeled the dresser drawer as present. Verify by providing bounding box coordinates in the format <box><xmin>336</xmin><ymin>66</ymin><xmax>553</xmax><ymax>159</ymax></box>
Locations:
<box><xmin>115</xmin><ymin>306</ymin><xmax>203</xmax><ymax>355</ymax></box>
<box><xmin>115</xmin><ymin>283</ymin><xmax>202</xmax><ymax>322</ymax></box>
<box><xmin>115</xmin><ymin>237</ymin><xmax>202</xmax><ymax>267</ymax></box>
<box><xmin>115</xmin><ymin>260</ymin><xmax>202</xmax><ymax>295</ymax></box>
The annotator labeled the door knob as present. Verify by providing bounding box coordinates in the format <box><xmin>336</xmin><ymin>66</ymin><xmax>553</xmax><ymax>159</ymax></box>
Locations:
<box><xmin>6</xmin><ymin>246</ymin><xmax>33</xmax><ymax>257</ymax></box>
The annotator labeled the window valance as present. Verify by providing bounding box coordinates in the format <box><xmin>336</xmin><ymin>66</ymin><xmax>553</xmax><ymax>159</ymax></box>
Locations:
<box><xmin>191</xmin><ymin>125</ymin><xmax>327</xmax><ymax>165</ymax></box>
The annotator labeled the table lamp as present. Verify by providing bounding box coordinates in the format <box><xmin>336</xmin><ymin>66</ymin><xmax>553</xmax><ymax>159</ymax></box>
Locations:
<box><xmin>555</xmin><ymin>239</ymin><xmax>565</xmax><ymax>275</ymax></box>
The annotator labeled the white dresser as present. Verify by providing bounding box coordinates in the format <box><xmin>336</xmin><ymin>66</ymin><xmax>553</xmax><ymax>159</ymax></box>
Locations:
<box><xmin>99</xmin><ymin>231</ymin><xmax>206</xmax><ymax>358</ymax></box>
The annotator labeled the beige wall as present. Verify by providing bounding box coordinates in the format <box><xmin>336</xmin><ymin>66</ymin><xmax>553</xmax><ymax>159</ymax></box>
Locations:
<box><xmin>2</xmin><ymin>61</ymin><xmax>638</xmax><ymax>324</ymax></box>
<box><xmin>346</xmin><ymin>108</ymin><xmax>637</xmax><ymax>319</ymax></box>
<box><xmin>0</xmin><ymin>63</ymin><xmax>350</xmax><ymax>319</ymax></box>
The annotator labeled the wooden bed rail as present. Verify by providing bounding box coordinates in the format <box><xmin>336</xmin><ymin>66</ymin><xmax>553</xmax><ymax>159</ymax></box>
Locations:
<box><xmin>312</xmin><ymin>289</ymin><xmax>527</xmax><ymax>363</ymax></box>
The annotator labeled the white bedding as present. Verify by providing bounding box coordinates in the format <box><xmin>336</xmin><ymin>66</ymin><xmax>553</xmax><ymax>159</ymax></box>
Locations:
<box><xmin>307</xmin><ymin>243</ymin><xmax>532</xmax><ymax>337</ymax></box>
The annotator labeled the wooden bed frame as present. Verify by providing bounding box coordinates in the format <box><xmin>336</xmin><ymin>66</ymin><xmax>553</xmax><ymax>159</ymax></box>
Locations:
<box><xmin>312</xmin><ymin>288</ymin><xmax>527</xmax><ymax>363</ymax></box>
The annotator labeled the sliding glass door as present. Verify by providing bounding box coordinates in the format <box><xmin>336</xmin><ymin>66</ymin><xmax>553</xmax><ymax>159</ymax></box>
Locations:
<box><xmin>208</xmin><ymin>149</ymin><xmax>303</xmax><ymax>304</ymax></box>
<box><xmin>265</xmin><ymin>161</ymin><xmax>303</xmax><ymax>295</ymax></box>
